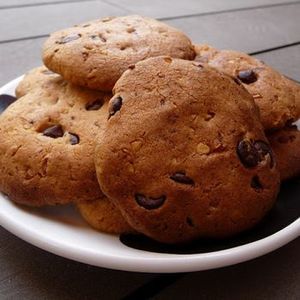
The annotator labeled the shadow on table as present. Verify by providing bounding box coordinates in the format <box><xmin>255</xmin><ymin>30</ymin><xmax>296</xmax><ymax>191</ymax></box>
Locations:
<box><xmin>1</xmin><ymin>227</ymin><xmax>299</xmax><ymax>300</ymax></box>
<box><xmin>0</xmin><ymin>228</ymin><xmax>155</xmax><ymax>299</ymax></box>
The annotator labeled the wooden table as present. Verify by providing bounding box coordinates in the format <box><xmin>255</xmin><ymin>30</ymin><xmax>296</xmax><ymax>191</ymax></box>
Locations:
<box><xmin>0</xmin><ymin>0</ymin><xmax>299</xmax><ymax>298</ymax></box>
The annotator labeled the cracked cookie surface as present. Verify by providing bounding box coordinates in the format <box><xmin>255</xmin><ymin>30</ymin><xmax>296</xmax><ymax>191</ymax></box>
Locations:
<box><xmin>194</xmin><ymin>44</ymin><xmax>300</xmax><ymax>130</ymax></box>
<box><xmin>94</xmin><ymin>56</ymin><xmax>280</xmax><ymax>244</ymax></box>
<box><xmin>42</xmin><ymin>15</ymin><xmax>195</xmax><ymax>91</ymax></box>
<box><xmin>0</xmin><ymin>67</ymin><xmax>111</xmax><ymax>206</ymax></box>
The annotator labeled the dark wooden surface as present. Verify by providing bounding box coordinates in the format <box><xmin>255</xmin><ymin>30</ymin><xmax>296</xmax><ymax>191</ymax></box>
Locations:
<box><xmin>0</xmin><ymin>0</ymin><xmax>299</xmax><ymax>299</ymax></box>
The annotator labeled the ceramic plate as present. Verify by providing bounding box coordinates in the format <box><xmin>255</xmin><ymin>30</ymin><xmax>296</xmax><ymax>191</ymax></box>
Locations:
<box><xmin>0</xmin><ymin>77</ymin><xmax>299</xmax><ymax>273</ymax></box>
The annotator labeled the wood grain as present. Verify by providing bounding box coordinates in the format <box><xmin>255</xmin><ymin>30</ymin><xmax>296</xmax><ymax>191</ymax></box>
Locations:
<box><xmin>105</xmin><ymin>0</ymin><xmax>300</xmax><ymax>19</ymax></box>
<box><xmin>0</xmin><ymin>1</ymin><xmax>127</xmax><ymax>41</ymax></box>
<box><xmin>1</xmin><ymin>34</ymin><xmax>300</xmax><ymax>86</ymax></box>
<box><xmin>1</xmin><ymin>1</ymin><xmax>300</xmax><ymax>43</ymax></box>
<box><xmin>0</xmin><ymin>38</ymin><xmax>46</xmax><ymax>86</ymax></box>
<box><xmin>254</xmin><ymin>45</ymin><xmax>300</xmax><ymax>81</ymax></box>
<box><xmin>153</xmin><ymin>239</ymin><xmax>300</xmax><ymax>300</ymax></box>
<box><xmin>0</xmin><ymin>0</ymin><xmax>91</xmax><ymax>8</ymax></box>
<box><xmin>166</xmin><ymin>3</ymin><xmax>300</xmax><ymax>53</ymax></box>
<box><xmin>0</xmin><ymin>227</ymin><xmax>155</xmax><ymax>299</ymax></box>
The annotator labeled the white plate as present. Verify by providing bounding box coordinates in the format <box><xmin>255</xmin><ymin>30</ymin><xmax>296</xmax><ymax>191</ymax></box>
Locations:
<box><xmin>0</xmin><ymin>77</ymin><xmax>299</xmax><ymax>273</ymax></box>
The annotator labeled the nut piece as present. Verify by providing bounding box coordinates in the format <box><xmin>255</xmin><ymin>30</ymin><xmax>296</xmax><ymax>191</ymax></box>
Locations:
<box><xmin>131</xmin><ymin>140</ymin><xmax>143</xmax><ymax>151</ymax></box>
<box><xmin>196</xmin><ymin>143</ymin><xmax>210</xmax><ymax>154</ymax></box>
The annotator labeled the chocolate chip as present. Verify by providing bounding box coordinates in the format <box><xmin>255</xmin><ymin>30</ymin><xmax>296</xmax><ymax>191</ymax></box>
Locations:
<box><xmin>135</xmin><ymin>194</ymin><xmax>166</xmax><ymax>210</ymax></box>
<box><xmin>237</xmin><ymin>140</ymin><xmax>259</xmax><ymax>168</ymax></box>
<box><xmin>108</xmin><ymin>96</ymin><xmax>122</xmax><ymax>119</ymax></box>
<box><xmin>85</xmin><ymin>99</ymin><xmax>103</xmax><ymax>110</ymax></box>
<box><xmin>0</xmin><ymin>94</ymin><xmax>16</xmax><ymax>112</ymax></box>
<box><xmin>186</xmin><ymin>217</ymin><xmax>195</xmax><ymax>227</ymax></box>
<box><xmin>170</xmin><ymin>172</ymin><xmax>194</xmax><ymax>185</ymax></box>
<box><xmin>43</xmin><ymin>125</ymin><xmax>64</xmax><ymax>138</ymax></box>
<box><xmin>254</xmin><ymin>140</ymin><xmax>274</xmax><ymax>168</ymax></box>
<box><xmin>237</xmin><ymin>139</ymin><xmax>274</xmax><ymax>168</ymax></box>
<box><xmin>69</xmin><ymin>133</ymin><xmax>79</xmax><ymax>145</ymax></box>
<box><xmin>237</xmin><ymin>70</ymin><xmax>257</xmax><ymax>84</ymax></box>
<box><xmin>57</xmin><ymin>34</ymin><xmax>81</xmax><ymax>44</ymax></box>
<box><xmin>251</xmin><ymin>175</ymin><xmax>263</xmax><ymax>190</ymax></box>
<box><xmin>90</xmin><ymin>34</ymin><xmax>106</xmax><ymax>42</ymax></box>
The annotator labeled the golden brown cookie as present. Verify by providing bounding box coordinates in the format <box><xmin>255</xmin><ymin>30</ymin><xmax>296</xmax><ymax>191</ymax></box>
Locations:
<box><xmin>95</xmin><ymin>56</ymin><xmax>280</xmax><ymax>244</ymax></box>
<box><xmin>268</xmin><ymin>124</ymin><xmax>300</xmax><ymax>181</ymax></box>
<box><xmin>16</xmin><ymin>66</ymin><xmax>59</xmax><ymax>98</ymax></box>
<box><xmin>194</xmin><ymin>44</ymin><xmax>300</xmax><ymax>130</ymax></box>
<box><xmin>77</xmin><ymin>196</ymin><xmax>134</xmax><ymax>234</ymax></box>
<box><xmin>42</xmin><ymin>15</ymin><xmax>195</xmax><ymax>91</ymax></box>
<box><xmin>0</xmin><ymin>67</ymin><xmax>111</xmax><ymax>206</ymax></box>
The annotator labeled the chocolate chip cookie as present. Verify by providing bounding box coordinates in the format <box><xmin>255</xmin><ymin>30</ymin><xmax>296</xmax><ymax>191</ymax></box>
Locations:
<box><xmin>77</xmin><ymin>195</ymin><xmax>134</xmax><ymax>234</ymax></box>
<box><xmin>195</xmin><ymin>44</ymin><xmax>300</xmax><ymax>130</ymax></box>
<box><xmin>0</xmin><ymin>67</ymin><xmax>111</xmax><ymax>206</ymax></box>
<box><xmin>94</xmin><ymin>56</ymin><xmax>280</xmax><ymax>244</ymax></box>
<box><xmin>16</xmin><ymin>66</ymin><xmax>59</xmax><ymax>98</ymax></box>
<box><xmin>42</xmin><ymin>15</ymin><xmax>195</xmax><ymax>91</ymax></box>
<box><xmin>268</xmin><ymin>123</ymin><xmax>300</xmax><ymax>181</ymax></box>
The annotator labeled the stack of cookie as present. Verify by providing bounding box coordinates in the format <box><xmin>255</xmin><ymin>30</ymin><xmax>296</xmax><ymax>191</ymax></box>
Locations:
<box><xmin>195</xmin><ymin>45</ymin><xmax>300</xmax><ymax>181</ymax></box>
<box><xmin>0</xmin><ymin>15</ymin><xmax>299</xmax><ymax>244</ymax></box>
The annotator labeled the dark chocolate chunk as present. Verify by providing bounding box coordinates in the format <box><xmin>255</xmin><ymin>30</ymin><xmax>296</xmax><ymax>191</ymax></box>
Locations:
<box><xmin>254</xmin><ymin>140</ymin><xmax>274</xmax><ymax>168</ymax></box>
<box><xmin>69</xmin><ymin>133</ymin><xmax>79</xmax><ymax>145</ymax></box>
<box><xmin>237</xmin><ymin>139</ymin><xmax>274</xmax><ymax>168</ymax></box>
<box><xmin>237</xmin><ymin>140</ymin><xmax>259</xmax><ymax>168</ymax></box>
<box><xmin>108</xmin><ymin>96</ymin><xmax>122</xmax><ymax>119</ymax></box>
<box><xmin>170</xmin><ymin>172</ymin><xmax>194</xmax><ymax>185</ymax></box>
<box><xmin>186</xmin><ymin>217</ymin><xmax>195</xmax><ymax>227</ymax></box>
<box><xmin>85</xmin><ymin>99</ymin><xmax>103</xmax><ymax>111</ymax></box>
<box><xmin>251</xmin><ymin>175</ymin><xmax>263</xmax><ymax>190</ymax></box>
<box><xmin>57</xmin><ymin>34</ymin><xmax>81</xmax><ymax>44</ymax></box>
<box><xmin>135</xmin><ymin>194</ymin><xmax>166</xmax><ymax>210</ymax></box>
<box><xmin>43</xmin><ymin>125</ymin><xmax>64</xmax><ymax>138</ymax></box>
<box><xmin>237</xmin><ymin>70</ymin><xmax>257</xmax><ymax>84</ymax></box>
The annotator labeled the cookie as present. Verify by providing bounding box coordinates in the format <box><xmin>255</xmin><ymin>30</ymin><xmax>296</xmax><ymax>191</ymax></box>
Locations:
<box><xmin>194</xmin><ymin>44</ymin><xmax>300</xmax><ymax>130</ymax></box>
<box><xmin>16</xmin><ymin>66</ymin><xmax>59</xmax><ymax>98</ymax></box>
<box><xmin>268</xmin><ymin>124</ymin><xmax>300</xmax><ymax>181</ymax></box>
<box><xmin>42</xmin><ymin>15</ymin><xmax>195</xmax><ymax>91</ymax></box>
<box><xmin>0</xmin><ymin>67</ymin><xmax>111</xmax><ymax>206</ymax></box>
<box><xmin>77</xmin><ymin>196</ymin><xmax>134</xmax><ymax>234</ymax></box>
<box><xmin>94</xmin><ymin>56</ymin><xmax>280</xmax><ymax>244</ymax></box>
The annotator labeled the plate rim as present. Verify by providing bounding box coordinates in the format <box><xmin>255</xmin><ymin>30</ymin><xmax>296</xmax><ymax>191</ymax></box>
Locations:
<box><xmin>0</xmin><ymin>200</ymin><xmax>299</xmax><ymax>273</ymax></box>
<box><xmin>0</xmin><ymin>76</ymin><xmax>299</xmax><ymax>273</ymax></box>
